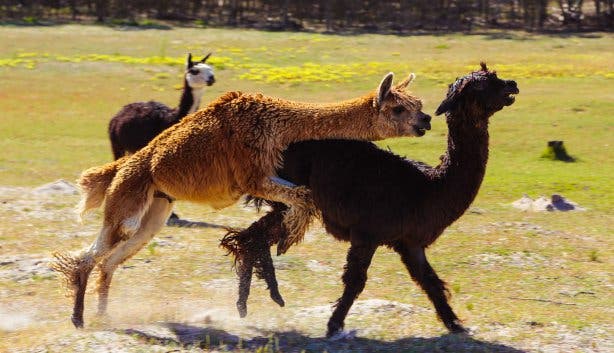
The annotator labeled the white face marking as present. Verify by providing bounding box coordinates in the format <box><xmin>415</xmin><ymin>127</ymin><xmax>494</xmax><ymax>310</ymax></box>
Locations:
<box><xmin>186</xmin><ymin>63</ymin><xmax>215</xmax><ymax>89</ymax></box>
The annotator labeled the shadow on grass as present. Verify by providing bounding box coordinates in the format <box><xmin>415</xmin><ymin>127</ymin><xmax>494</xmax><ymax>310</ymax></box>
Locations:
<box><xmin>123</xmin><ymin>322</ymin><xmax>527</xmax><ymax>353</ymax></box>
<box><xmin>166</xmin><ymin>218</ymin><xmax>227</xmax><ymax>229</ymax></box>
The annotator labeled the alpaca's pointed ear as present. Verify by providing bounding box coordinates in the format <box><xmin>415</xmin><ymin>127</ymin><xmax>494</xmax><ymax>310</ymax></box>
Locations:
<box><xmin>201</xmin><ymin>52</ymin><xmax>212</xmax><ymax>63</ymax></box>
<box><xmin>396</xmin><ymin>73</ymin><xmax>415</xmax><ymax>90</ymax></box>
<box><xmin>435</xmin><ymin>96</ymin><xmax>455</xmax><ymax>116</ymax></box>
<box><xmin>376</xmin><ymin>72</ymin><xmax>394</xmax><ymax>108</ymax></box>
<box><xmin>186</xmin><ymin>53</ymin><xmax>194</xmax><ymax>69</ymax></box>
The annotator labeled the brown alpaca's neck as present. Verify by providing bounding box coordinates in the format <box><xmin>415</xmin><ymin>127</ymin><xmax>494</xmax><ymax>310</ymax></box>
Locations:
<box><xmin>427</xmin><ymin>110</ymin><xmax>489</xmax><ymax>229</ymax></box>
<box><xmin>277</xmin><ymin>94</ymin><xmax>379</xmax><ymax>145</ymax></box>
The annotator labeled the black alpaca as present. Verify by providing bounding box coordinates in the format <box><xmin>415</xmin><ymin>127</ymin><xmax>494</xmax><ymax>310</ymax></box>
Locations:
<box><xmin>108</xmin><ymin>53</ymin><xmax>213</xmax><ymax>222</ymax></box>
<box><xmin>108</xmin><ymin>53</ymin><xmax>214</xmax><ymax>159</ymax></box>
<box><xmin>222</xmin><ymin>63</ymin><xmax>519</xmax><ymax>337</ymax></box>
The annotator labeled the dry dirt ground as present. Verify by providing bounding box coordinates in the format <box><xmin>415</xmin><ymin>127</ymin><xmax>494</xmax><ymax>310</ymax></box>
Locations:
<box><xmin>0</xmin><ymin>181</ymin><xmax>611</xmax><ymax>353</ymax></box>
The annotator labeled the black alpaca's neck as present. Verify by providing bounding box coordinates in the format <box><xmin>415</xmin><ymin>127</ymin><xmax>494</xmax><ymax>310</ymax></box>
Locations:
<box><xmin>176</xmin><ymin>78</ymin><xmax>202</xmax><ymax>120</ymax></box>
<box><xmin>428</xmin><ymin>108</ymin><xmax>489</xmax><ymax>228</ymax></box>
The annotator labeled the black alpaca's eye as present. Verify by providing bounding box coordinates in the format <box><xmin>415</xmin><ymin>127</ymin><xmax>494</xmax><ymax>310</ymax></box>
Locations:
<box><xmin>392</xmin><ymin>106</ymin><xmax>405</xmax><ymax>114</ymax></box>
<box><xmin>189</xmin><ymin>69</ymin><xmax>200</xmax><ymax>75</ymax></box>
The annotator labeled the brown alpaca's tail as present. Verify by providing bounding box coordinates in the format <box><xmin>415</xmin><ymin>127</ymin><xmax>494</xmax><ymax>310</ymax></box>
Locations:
<box><xmin>76</xmin><ymin>156</ymin><xmax>128</xmax><ymax>220</ymax></box>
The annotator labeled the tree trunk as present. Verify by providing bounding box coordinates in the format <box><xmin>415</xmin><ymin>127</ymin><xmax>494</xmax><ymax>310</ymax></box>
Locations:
<box><xmin>95</xmin><ymin>0</ymin><xmax>107</xmax><ymax>22</ymax></box>
<box><xmin>325</xmin><ymin>0</ymin><xmax>332</xmax><ymax>31</ymax></box>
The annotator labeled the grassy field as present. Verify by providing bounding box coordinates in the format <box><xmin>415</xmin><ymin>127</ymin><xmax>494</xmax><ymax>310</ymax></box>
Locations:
<box><xmin>0</xmin><ymin>25</ymin><xmax>612</xmax><ymax>352</ymax></box>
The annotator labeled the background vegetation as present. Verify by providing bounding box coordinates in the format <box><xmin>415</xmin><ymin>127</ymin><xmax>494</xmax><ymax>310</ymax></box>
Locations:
<box><xmin>1</xmin><ymin>0</ymin><xmax>613</xmax><ymax>32</ymax></box>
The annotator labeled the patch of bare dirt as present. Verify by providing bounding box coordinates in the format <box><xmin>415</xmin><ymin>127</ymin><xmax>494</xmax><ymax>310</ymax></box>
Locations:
<box><xmin>0</xmin><ymin>254</ymin><xmax>55</xmax><ymax>282</ymax></box>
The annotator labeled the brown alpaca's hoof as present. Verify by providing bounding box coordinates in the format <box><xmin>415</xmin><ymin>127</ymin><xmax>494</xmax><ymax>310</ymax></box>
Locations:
<box><xmin>237</xmin><ymin>301</ymin><xmax>248</xmax><ymax>318</ymax></box>
<box><xmin>71</xmin><ymin>315</ymin><xmax>84</xmax><ymax>328</ymax></box>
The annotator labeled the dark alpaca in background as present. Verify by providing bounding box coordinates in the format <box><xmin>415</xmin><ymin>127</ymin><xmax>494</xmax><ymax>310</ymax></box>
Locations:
<box><xmin>108</xmin><ymin>53</ymin><xmax>214</xmax><ymax>159</ymax></box>
<box><xmin>222</xmin><ymin>63</ymin><xmax>519</xmax><ymax>337</ymax></box>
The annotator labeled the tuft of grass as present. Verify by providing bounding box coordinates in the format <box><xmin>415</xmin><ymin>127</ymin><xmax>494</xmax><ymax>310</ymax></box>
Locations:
<box><xmin>540</xmin><ymin>141</ymin><xmax>576</xmax><ymax>162</ymax></box>
<box><xmin>588</xmin><ymin>249</ymin><xmax>599</xmax><ymax>262</ymax></box>
<box><xmin>146</xmin><ymin>241</ymin><xmax>158</xmax><ymax>256</ymax></box>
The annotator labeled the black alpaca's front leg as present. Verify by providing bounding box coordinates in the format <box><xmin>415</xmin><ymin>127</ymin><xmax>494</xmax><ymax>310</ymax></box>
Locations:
<box><xmin>327</xmin><ymin>241</ymin><xmax>377</xmax><ymax>337</ymax></box>
<box><xmin>394</xmin><ymin>243</ymin><xmax>467</xmax><ymax>333</ymax></box>
<box><xmin>257</xmin><ymin>244</ymin><xmax>285</xmax><ymax>307</ymax></box>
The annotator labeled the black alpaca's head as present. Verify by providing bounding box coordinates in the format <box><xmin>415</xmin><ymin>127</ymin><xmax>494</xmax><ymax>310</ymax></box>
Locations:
<box><xmin>186</xmin><ymin>52</ymin><xmax>215</xmax><ymax>87</ymax></box>
<box><xmin>435</xmin><ymin>63</ymin><xmax>519</xmax><ymax>119</ymax></box>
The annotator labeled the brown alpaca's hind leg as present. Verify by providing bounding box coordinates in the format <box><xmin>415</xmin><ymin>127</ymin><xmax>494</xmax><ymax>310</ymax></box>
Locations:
<box><xmin>327</xmin><ymin>241</ymin><xmax>377</xmax><ymax>337</ymax></box>
<box><xmin>54</xmin><ymin>177</ymin><xmax>155</xmax><ymax>328</ymax></box>
<box><xmin>247</xmin><ymin>178</ymin><xmax>317</xmax><ymax>255</ymax></box>
<box><xmin>97</xmin><ymin>197</ymin><xmax>173</xmax><ymax>315</ymax></box>
<box><xmin>393</xmin><ymin>243</ymin><xmax>467</xmax><ymax>334</ymax></box>
<box><xmin>52</xmin><ymin>225</ymin><xmax>122</xmax><ymax>328</ymax></box>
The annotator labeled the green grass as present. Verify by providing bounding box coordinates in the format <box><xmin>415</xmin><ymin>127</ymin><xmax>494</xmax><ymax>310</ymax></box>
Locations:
<box><xmin>0</xmin><ymin>25</ymin><xmax>612</xmax><ymax>352</ymax></box>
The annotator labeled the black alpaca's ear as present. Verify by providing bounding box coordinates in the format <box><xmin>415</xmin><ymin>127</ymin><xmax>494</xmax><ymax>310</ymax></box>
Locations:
<box><xmin>376</xmin><ymin>72</ymin><xmax>394</xmax><ymax>108</ymax></box>
<box><xmin>186</xmin><ymin>53</ymin><xmax>194</xmax><ymax>69</ymax></box>
<box><xmin>201</xmin><ymin>52</ymin><xmax>212</xmax><ymax>63</ymax></box>
<box><xmin>435</xmin><ymin>96</ymin><xmax>456</xmax><ymax>116</ymax></box>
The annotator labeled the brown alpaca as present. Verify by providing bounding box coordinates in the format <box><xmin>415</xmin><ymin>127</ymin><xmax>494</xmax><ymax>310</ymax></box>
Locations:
<box><xmin>52</xmin><ymin>72</ymin><xmax>432</xmax><ymax>328</ymax></box>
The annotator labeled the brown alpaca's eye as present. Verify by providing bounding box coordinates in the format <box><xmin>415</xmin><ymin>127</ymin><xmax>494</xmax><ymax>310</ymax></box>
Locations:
<box><xmin>189</xmin><ymin>69</ymin><xmax>200</xmax><ymax>75</ymax></box>
<box><xmin>392</xmin><ymin>106</ymin><xmax>405</xmax><ymax>114</ymax></box>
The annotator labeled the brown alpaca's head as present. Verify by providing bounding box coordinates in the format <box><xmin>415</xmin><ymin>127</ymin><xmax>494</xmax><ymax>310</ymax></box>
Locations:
<box><xmin>435</xmin><ymin>62</ymin><xmax>519</xmax><ymax>120</ymax></box>
<box><xmin>373</xmin><ymin>72</ymin><xmax>432</xmax><ymax>138</ymax></box>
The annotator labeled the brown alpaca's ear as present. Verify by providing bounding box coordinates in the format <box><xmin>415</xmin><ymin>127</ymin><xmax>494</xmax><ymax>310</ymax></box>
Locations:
<box><xmin>396</xmin><ymin>73</ymin><xmax>415</xmax><ymax>90</ymax></box>
<box><xmin>376</xmin><ymin>72</ymin><xmax>394</xmax><ymax>108</ymax></box>
<box><xmin>186</xmin><ymin>53</ymin><xmax>194</xmax><ymax>69</ymax></box>
<box><xmin>201</xmin><ymin>52</ymin><xmax>212</xmax><ymax>63</ymax></box>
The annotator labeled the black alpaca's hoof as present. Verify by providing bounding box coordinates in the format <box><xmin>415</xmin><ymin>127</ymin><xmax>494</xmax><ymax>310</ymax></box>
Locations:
<box><xmin>447</xmin><ymin>320</ymin><xmax>469</xmax><ymax>335</ymax></box>
<box><xmin>237</xmin><ymin>301</ymin><xmax>247</xmax><ymax>318</ymax></box>
<box><xmin>270</xmin><ymin>291</ymin><xmax>285</xmax><ymax>307</ymax></box>
<box><xmin>71</xmin><ymin>315</ymin><xmax>84</xmax><ymax>329</ymax></box>
<box><xmin>326</xmin><ymin>321</ymin><xmax>344</xmax><ymax>338</ymax></box>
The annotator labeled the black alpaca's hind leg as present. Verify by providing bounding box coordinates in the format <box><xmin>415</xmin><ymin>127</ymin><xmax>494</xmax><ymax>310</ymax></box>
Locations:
<box><xmin>394</xmin><ymin>243</ymin><xmax>466</xmax><ymax>333</ymax></box>
<box><xmin>327</xmin><ymin>241</ymin><xmax>377</xmax><ymax>337</ymax></box>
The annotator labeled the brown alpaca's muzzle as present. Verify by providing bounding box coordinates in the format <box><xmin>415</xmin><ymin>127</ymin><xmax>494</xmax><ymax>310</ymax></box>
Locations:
<box><xmin>412</xmin><ymin>112</ymin><xmax>432</xmax><ymax>136</ymax></box>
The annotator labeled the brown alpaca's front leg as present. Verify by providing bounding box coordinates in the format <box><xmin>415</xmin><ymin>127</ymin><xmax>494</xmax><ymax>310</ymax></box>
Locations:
<box><xmin>248</xmin><ymin>177</ymin><xmax>317</xmax><ymax>255</ymax></box>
